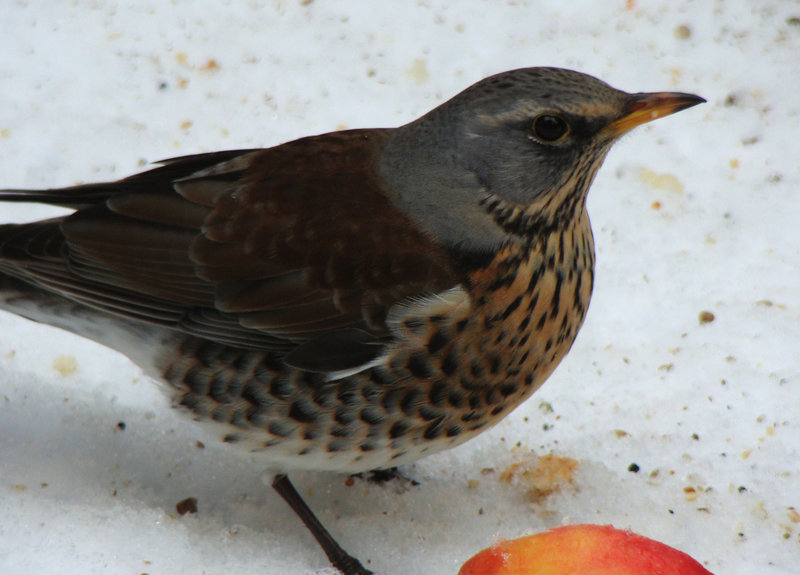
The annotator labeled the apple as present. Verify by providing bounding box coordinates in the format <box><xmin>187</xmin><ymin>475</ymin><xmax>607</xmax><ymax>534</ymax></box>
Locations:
<box><xmin>459</xmin><ymin>524</ymin><xmax>714</xmax><ymax>574</ymax></box>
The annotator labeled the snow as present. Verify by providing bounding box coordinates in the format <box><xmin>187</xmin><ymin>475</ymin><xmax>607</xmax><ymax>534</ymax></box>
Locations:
<box><xmin>0</xmin><ymin>1</ymin><xmax>798</xmax><ymax>574</ymax></box>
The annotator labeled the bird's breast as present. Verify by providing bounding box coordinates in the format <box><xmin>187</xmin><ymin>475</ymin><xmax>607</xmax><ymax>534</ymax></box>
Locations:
<box><xmin>378</xmin><ymin>211</ymin><xmax>596</xmax><ymax>450</ymax></box>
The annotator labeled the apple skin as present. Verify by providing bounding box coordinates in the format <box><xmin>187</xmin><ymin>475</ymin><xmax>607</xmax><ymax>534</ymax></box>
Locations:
<box><xmin>458</xmin><ymin>524</ymin><xmax>715</xmax><ymax>575</ymax></box>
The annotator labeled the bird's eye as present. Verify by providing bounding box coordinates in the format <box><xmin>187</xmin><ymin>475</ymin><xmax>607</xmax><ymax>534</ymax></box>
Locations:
<box><xmin>531</xmin><ymin>114</ymin><xmax>569</xmax><ymax>142</ymax></box>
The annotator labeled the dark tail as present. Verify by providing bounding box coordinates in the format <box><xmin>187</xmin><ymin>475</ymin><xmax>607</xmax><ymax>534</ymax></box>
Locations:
<box><xmin>0</xmin><ymin>148</ymin><xmax>257</xmax><ymax>209</ymax></box>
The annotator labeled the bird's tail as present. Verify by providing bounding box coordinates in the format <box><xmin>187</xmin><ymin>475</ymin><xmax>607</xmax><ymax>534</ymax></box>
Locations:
<box><xmin>0</xmin><ymin>220</ymin><xmax>176</xmax><ymax>376</ymax></box>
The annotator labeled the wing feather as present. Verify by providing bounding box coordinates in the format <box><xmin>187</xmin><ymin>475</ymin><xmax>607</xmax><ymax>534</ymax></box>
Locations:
<box><xmin>0</xmin><ymin>131</ymin><xmax>461</xmax><ymax>371</ymax></box>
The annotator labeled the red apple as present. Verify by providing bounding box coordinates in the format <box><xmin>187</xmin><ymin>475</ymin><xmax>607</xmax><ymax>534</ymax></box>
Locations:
<box><xmin>459</xmin><ymin>524</ymin><xmax>714</xmax><ymax>574</ymax></box>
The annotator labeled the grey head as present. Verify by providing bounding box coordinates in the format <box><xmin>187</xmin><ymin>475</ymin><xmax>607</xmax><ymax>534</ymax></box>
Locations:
<box><xmin>378</xmin><ymin>67</ymin><xmax>704</xmax><ymax>254</ymax></box>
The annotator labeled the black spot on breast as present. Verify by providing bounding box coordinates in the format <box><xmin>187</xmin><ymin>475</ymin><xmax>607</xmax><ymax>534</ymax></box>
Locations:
<box><xmin>209</xmin><ymin>372</ymin><xmax>231</xmax><ymax>403</ymax></box>
<box><xmin>574</xmin><ymin>273</ymin><xmax>584</xmax><ymax>303</ymax></box>
<box><xmin>501</xmin><ymin>295</ymin><xmax>523</xmax><ymax>320</ymax></box>
<box><xmin>245</xmin><ymin>405</ymin><xmax>266</xmax><ymax>426</ymax></box>
<box><xmin>183</xmin><ymin>365</ymin><xmax>209</xmax><ymax>395</ymax></box>
<box><xmin>549</xmin><ymin>272</ymin><xmax>563</xmax><ymax>319</ymax></box>
<box><xmin>211</xmin><ymin>406</ymin><xmax>230</xmax><ymax>423</ymax></box>
<box><xmin>499</xmin><ymin>382</ymin><xmax>519</xmax><ymax>397</ymax></box>
<box><xmin>230</xmin><ymin>409</ymin><xmax>248</xmax><ymax>429</ymax></box>
<box><xmin>459</xmin><ymin>376</ymin><xmax>484</xmax><ymax>392</ymax></box>
<box><xmin>269</xmin><ymin>379</ymin><xmax>293</xmax><ymax>402</ymax></box>
<box><xmin>178</xmin><ymin>393</ymin><xmax>203</xmax><ymax>414</ymax></box>
<box><xmin>426</xmin><ymin>330</ymin><xmax>448</xmax><ymax>355</ymax></box>
<box><xmin>334</xmin><ymin>407</ymin><xmax>356</xmax><ymax>425</ymax></box>
<box><xmin>327</xmin><ymin>440</ymin><xmax>348</xmax><ymax>452</ymax></box>
<box><xmin>407</xmin><ymin>351</ymin><xmax>436</xmax><ymax>379</ymax></box>
<box><xmin>289</xmin><ymin>400</ymin><xmax>318</xmax><ymax>423</ymax></box>
<box><xmin>222</xmin><ymin>433</ymin><xmax>240</xmax><ymax>443</ymax></box>
<box><xmin>389</xmin><ymin>420</ymin><xmax>410</xmax><ymax>439</ymax></box>
<box><xmin>242</xmin><ymin>382</ymin><xmax>272</xmax><ymax>408</ymax></box>
<box><xmin>488</xmin><ymin>354</ymin><xmax>500</xmax><ymax>375</ymax></box>
<box><xmin>440</xmin><ymin>351</ymin><xmax>458</xmax><ymax>376</ymax></box>
<box><xmin>419</xmin><ymin>405</ymin><xmax>443</xmax><ymax>421</ymax></box>
<box><xmin>361</xmin><ymin>386</ymin><xmax>381</xmax><ymax>405</ymax></box>
<box><xmin>360</xmin><ymin>407</ymin><xmax>385</xmax><ymax>425</ymax></box>
<box><xmin>370</xmin><ymin>366</ymin><xmax>394</xmax><ymax>386</ymax></box>
<box><xmin>527</xmin><ymin>265</ymin><xmax>544</xmax><ymax>292</ymax></box>
<box><xmin>268</xmin><ymin>420</ymin><xmax>293</xmax><ymax>438</ymax></box>
<box><xmin>231</xmin><ymin>352</ymin><xmax>257</xmax><ymax>373</ymax></box>
<box><xmin>448</xmin><ymin>390</ymin><xmax>466</xmax><ymax>408</ymax></box>
<box><xmin>470</xmin><ymin>359</ymin><xmax>486</xmax><ymax>378</ymax></box>
<box><xmin>484</xmin><ymin>388</ymin><xmax>501</xmax><ymax>406</ymax></box>
<box><xmin>194</xmin><ymin>341</ymin><xmax>218</xmax><ymax>366</ymax></box>
<box><xmin>337</xmin><ymin>390</ymin><xmax>360</xmax><ymax>407</ymax></box>
<box><xmin>423</xmin><ymin>418</ymin><xmax>445</xmax><ymax>440</ymax></box>
<box><xmin>381</xmin><ymin>389</ymin><xmax>401</xmax><ymax>411</ymax></box>
<box><xmin>461</xmin><ymin>411</ymin><xmax>484</xmax><ymax>422</ymax></box>
<box><xmin>330</xmin><ymin>425</ymin><xmax>352</xmax><ymax>438</ymax></box>
<box><xmin>401</xmin><ymin>389</ymin><xmax>422</xmax><ymax>416</ymax></box>
<box><xmin>428</xmin><ymin>380</ymin><xmax>447</xmax><ymax>407</ymax></box>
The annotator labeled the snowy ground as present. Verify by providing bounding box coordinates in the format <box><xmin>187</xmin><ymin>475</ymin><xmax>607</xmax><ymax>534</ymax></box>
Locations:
<box><xmin>0</xmin><ymin>1</ymin><xmax>798</xmax><ymax>574</ymax></box>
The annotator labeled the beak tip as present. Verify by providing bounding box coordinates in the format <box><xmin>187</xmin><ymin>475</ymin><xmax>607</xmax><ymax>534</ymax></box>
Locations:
<box><xmin>682</xmin><ymin>93</ymin><xmax>707</xmax><ymax>108</ymax></box>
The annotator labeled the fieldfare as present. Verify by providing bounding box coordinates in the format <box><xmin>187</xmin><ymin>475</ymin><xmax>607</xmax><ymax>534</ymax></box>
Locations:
<box><xmin>0</xmin><ymin>67</ymin><xmax>703</xmax><ymax>574</ymax></box>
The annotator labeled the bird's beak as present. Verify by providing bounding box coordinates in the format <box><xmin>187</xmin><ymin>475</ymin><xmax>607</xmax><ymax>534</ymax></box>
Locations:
<box><xmin>601</xmin><ymin>92</ymin><xmax>705</xmax><ymax>138</ymax></box>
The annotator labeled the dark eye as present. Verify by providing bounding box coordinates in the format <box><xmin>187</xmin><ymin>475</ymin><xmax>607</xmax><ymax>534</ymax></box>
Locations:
<box><xmin>532</xmin><ymin>114</ymin><xmax>569</xmax><ymax>142</ymax></box>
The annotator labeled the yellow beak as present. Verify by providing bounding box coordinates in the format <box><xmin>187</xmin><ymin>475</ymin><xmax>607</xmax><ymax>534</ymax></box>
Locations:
<box><xmin>602</xmin><ymin>91</ymin><xmax>705</xmax><ymax>138</ymax></box>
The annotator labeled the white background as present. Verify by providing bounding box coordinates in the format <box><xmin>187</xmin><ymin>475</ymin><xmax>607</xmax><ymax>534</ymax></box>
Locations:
<box><xmin>0</xmin><ymin>1</ymin><xmax>797</xmax><ymax>574</ymax></box>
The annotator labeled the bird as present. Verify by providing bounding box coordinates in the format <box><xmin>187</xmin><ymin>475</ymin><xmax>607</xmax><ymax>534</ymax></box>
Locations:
<box><xmin>0</xmin><ymin>67</ymin><xmax>703</xmax><ymax>575</ymax></box>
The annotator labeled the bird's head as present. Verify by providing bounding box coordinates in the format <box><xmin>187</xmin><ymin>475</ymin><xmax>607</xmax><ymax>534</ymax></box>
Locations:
<box><xmin>379</xmin><ymin>67</ymin><xmax>704</xmax><ymax>253</ymax></box>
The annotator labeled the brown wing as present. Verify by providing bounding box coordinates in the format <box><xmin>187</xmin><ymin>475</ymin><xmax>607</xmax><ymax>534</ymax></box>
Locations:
<box><xmin>0</xmin><ymin>130</ymin><xmax>459</xmax><ymax>372</ymax></box>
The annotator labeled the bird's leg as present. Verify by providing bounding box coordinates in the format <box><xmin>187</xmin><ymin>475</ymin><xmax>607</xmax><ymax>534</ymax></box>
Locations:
<box><xmin>272</xmin><ymin>474</ymin><xmax>374</xmax><ymax>575</ymax></box>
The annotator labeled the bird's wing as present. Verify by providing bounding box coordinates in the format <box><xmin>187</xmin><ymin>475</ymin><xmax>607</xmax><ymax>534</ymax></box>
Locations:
<box><xmin>0</xmin><ymin>130</ymin><xmax>460</xmax><ymax>372</ymax></box>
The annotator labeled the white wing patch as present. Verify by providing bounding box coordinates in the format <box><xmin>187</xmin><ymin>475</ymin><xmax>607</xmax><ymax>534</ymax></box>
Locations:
<box><xmin>325</xmin><ymin>286</ymin><xmax>470</xmax><ymax>381</ymax></box>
